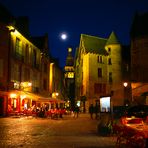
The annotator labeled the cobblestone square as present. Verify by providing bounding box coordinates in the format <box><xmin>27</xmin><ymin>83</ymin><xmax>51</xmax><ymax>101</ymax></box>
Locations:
<box><xmin>0</xmin><ymin>114</ymin><xmax>116</xmax><ymax>148</ymax></box>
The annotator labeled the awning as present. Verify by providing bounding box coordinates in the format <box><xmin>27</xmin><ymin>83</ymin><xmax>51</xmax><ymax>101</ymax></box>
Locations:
<box><xmin>38</xmin><ymin>97</ymin><xmax>65</xmax><ymax>103</ymax></box>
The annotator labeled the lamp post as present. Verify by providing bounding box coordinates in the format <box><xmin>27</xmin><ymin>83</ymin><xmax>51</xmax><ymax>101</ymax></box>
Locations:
<box><xmin>123</xmin><ymin>82</ymin><xmax>128</xmax><ymax>106</ymax></box>
<box><xmin>52</xmin><ymin>92</ymin><xmax>59</xmax><ymax>98</ymax></box>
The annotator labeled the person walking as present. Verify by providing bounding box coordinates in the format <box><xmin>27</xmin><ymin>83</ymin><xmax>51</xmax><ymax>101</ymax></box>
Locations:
<box><xmin>94</xmin><ymin>105</ymin><xmax>99</xmax><ymax>119</ymax></box>
<box><xmin>89</xmin><ymin>104</ymin><xmax>94</xmax><ymax>119</ymax></box>
<box><xmin>74</xmin><ymin>105</ymin><xmax>80</xmax><ymax>118</ymax></box>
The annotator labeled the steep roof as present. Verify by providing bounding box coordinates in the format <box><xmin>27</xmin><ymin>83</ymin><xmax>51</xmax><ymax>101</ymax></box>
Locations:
<box><xmin>80</xmin><ymin>34</ymin><xmax>107</xmax><ymax>55</ymax></box>
<box><xmin>106</xmin><ymin>31</ymin><xmax>120</xmax><ymax>45</ymax></box>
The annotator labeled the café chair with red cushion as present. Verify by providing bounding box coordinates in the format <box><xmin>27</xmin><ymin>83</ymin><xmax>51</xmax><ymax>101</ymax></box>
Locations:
<box><xmin>126</xmin><ymin>132</ymin><xmax>145</xmax><ymax>148</ymax></box>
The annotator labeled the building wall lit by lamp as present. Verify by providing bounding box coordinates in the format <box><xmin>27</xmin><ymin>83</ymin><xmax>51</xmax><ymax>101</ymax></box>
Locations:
<box><xmin>7</xmin><ymin>25</ymin><xmax>15</xmax><ymax>90</ymax></box>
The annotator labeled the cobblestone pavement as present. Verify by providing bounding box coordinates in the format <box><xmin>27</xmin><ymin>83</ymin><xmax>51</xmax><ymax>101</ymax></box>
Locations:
<box><xmin>0</xmin><ymin>113</ymin><xmax>116</xmax><ymax>148</ymax></box>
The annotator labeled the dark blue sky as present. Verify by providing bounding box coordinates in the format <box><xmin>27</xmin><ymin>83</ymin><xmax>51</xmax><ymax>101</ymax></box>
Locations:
<box><xmin>1</xmin><ymin>0</ymin><xmax>148</xmax><ymax>68</ymax></box>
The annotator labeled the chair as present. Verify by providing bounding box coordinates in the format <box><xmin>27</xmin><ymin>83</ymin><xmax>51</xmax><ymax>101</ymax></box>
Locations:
<box><xmin>112</xmin><ymin>124</ymin><xmax>126</xmax><ymax>146</ymax></box>
<box><xmin>112</xmin><ymin>124</ymin><xmax>138</xmax><ymax>147</ymax></box>
<box><xmin>127</xmin><ymin>132</ymin><xmax>145</xmax><ymax>148</ymax></box>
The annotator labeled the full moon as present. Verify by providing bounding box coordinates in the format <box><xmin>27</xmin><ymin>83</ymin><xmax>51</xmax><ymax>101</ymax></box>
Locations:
<box><xmin>61</xmin><ymin>33</ymin><xmax>67</xmax><ymax>40</ymax></box>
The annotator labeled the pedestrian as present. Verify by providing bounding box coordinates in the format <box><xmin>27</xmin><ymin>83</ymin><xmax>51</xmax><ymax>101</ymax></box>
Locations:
<box><xmin>94</xmin><ymin>105</ymin><xmax>99</xmax><ymax>119</ymax></box>
<box><xmin>89</xmin><ymin>104</ymin><xmax>94</xmax><ymax>119</ymax></box>
<box><xmin>74</xmin><ymin>105</ymin><xmax>79</xmax><ymax>118</ymax></box>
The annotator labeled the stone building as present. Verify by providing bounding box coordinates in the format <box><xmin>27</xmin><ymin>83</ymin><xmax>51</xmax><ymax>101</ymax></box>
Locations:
<box><xmin>0</xmin><ymin>4</ymin><xmax>64</xmax><ymax>116</ymax></box>
<box><xmin>130</xmin><ymin>12</ymin><xmax>148</xmax><ymax>105</ymax></box>
<box><xmin>64</xmin><ymin>48</ymin><xmax>75</xmax><ymax>109</ymax></box>
<box><xmin>75</xmin><ymin>32</ymin><xmax>124</xmax><ymax>112</ymax></box>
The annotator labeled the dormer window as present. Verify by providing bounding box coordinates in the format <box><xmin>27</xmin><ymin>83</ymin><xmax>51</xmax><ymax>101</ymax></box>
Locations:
<box><xmin>97</xmin><ymin>56</ymin><xmax>103</xmax><ymax>63</ymax></box>
<box><xmin>108</xmin><ymin>47</ymin><xmax>111</xmax><ymax>52</ymax></box>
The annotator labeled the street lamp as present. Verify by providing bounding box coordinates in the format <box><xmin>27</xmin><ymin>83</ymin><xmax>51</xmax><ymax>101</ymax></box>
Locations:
<box><xmin>52</xmin><ymin>92</ymin><xmax>59</xmax><ymax>98</ymax></box>
<box><xmin>123</xmin><ymin>82</ymin><xmax>128</xmax><ymax>106</ymax></box>
<box><xmin>123</xmin><ymin>82</ymin><xmax>128</xmax><ymax>88</ymax></box>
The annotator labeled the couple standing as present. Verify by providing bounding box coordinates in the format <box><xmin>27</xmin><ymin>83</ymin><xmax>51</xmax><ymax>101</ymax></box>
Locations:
<box><xmin>89</xmin><ymin>104</ymin><xmax>99</xmax><ymax>119</ymax></box>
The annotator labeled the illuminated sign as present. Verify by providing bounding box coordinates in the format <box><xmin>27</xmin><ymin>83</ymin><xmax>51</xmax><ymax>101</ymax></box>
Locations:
<box><xmin>100</xmin><ymin>96</ymin><xmax>111</xmax><ymax>112</ymax></box>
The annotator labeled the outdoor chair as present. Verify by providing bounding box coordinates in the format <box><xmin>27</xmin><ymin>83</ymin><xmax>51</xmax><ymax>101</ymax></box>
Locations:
<box><xmin>126</xmin><ymin>131</ymin><xmax>145</xmax><ymax>148</ymax></box>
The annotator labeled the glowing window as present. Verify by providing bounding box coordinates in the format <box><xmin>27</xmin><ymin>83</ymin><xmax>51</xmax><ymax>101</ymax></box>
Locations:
<box><xmin>68</xmin><ymin>72</ymin><xmax>74</xmax><ymax>78</ymax></box>
<box><xmin>15</xmin><ymin>38</ymin><xmax>22</xmax><ymax>55</ymax></box>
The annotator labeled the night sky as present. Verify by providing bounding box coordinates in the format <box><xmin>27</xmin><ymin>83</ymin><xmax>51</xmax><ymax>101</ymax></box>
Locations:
<box><xmin>1</xmin><ymin>0</ymin><xmax>148</xmax><ymax>68</ymax></box>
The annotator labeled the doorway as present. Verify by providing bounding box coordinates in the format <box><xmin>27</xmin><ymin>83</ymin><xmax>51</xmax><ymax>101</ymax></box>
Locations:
<box><xmin>0</xmin><ymin>97</ymin><xmax>4</xmax><ymax>116</ymax></box>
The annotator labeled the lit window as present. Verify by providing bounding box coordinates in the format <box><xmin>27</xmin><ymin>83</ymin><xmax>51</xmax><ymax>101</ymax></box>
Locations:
<box><xmin>15</xmin><ymin>38</ymin><xmax>22</xmax><ymax>55</ymax></box>
<box><xmin>68</xmin><ymin>72</ymin><xmax>74</xmax><ymax>78</ymax></box>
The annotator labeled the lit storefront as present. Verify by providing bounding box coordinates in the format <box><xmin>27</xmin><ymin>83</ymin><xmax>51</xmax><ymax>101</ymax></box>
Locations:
<box><xmin>7</xmin><ymin>90</ymin><xmax>39</xmax><ymax>114</ymax></box>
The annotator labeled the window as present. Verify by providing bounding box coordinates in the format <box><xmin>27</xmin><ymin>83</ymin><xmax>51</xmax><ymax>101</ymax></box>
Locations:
<box><xmin>108</xmin><ymin>58</ymin><xmax>112</xmax><ymax>65</ymax></box>
<box><xmin>98</xmin><ymin>56</ymin><xmax>103</xmax><ymax>63</ymax></box>
<box><xmin>15</xmin><ymin>38</ymin><xmax>22</xmax><ymax>55</ymax></box>
<box><xmin>25</xmin><ymin>44</ymin><xmax>29</xmax><ymax>63</ymax></box>
<box><xmin>24</xmin><ymin>68</ymin><xmax>30</xmax><ymax>81</ymax></box>
<box><xmin>13</xmin><ymin>64</ymin><xmax>20</xmax><ymax>81</ymax></box>
<box><xmin>68</xmin><ymin>72</ymin><xmax>74</xmax><ymax>78</ymax></box>
<box><xmin>98</xmin><ymin>68</ymin><xmax>102</xmax><ymax>77</ymax></box>
<box><xmin>108</xmin><ymin>47</ymin><xmax>111</xmax><ymax>52</ymax></box>
<box><xmin>33</xmin><ymin>49</ymin><xmax>37</xmax><ymax>67</ymax></box>
<box><xmin>109</xmin><ymin>72</ymin><xmax>112</xmax><ymax>83</ymax></box>
<box><xmin>44</xmin><ymin>63</ymin><xmax>47</xmax><ymax>73</ymax></box>
<box><xmin>94</xmin><ymin>83</ymin><xmax>101</xmax><ymax>94</ymax></box>
<box><xmin>94</xmin><ymin>83</ymin><xmax>106</xmax><ymax>94</ymax></box>
<box><xmin>81</xmin><ymin>85</ymin><xmax>83</xmax><ymax>95</ymax></box>
<box><xmin>43</xmin><ymin>79</ymin><xmax>47</xmax><ymax>90</ymax></box>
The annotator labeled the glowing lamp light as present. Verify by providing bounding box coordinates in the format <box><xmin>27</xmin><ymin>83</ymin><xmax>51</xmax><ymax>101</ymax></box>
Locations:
<box><xmin>123</xmin><ymin>82</ymin><xmax>128</xmax><ymax>87</ymax></box>
<box><xmin>52</xmin><ymin>92</ymin><xmax>59</xmax><ymax>98</ymax></box>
